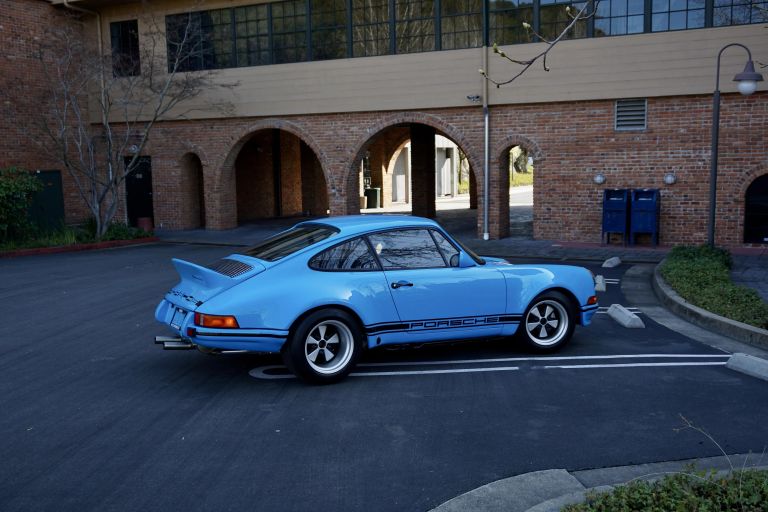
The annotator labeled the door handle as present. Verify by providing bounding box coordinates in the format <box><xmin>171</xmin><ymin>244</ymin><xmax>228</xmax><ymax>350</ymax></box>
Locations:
<box><xmin>391</xmin><ymin>280</ymin><xmax>413</xmax><ymax>289</ymax></box>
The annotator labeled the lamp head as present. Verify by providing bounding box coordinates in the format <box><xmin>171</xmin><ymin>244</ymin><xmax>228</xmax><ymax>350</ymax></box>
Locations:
<box><xmin>733</xmin><ymin>60</ymin><xmax>764</xmax><ymax>96</ymax></box>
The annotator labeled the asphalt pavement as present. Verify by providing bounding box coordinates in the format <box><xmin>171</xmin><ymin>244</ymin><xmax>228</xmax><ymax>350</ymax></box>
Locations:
<box><xmin>2</xmin><ymin>211</ymin><xmax>768</xmax><ymax>512</ymax></box>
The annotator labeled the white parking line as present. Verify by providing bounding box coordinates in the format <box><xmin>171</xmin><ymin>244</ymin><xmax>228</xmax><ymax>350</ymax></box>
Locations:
<box><xmin>249</xmin><ymin>354</ymin><xmax>731</xmax><ymax>379</ymax></box>
<box><xmin>540</xmin><ymin>362</ymin><xmax>728</xmax><ymax>370</ymax></box>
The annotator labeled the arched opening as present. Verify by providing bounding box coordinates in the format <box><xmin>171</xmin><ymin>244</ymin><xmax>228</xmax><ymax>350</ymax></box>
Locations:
<box><xmin>496</xmin><ymin>137</ymin><xmax>542</xmax><ymax>239</ymax></box>
<box><xmin>180</xmin><ymin>153</ymin><xmax>205</xmax><ymax>229</ymax></box>
<box><xmin>355</xmin><ymin>123</ymin><xmax>478</xmax><ymax>236</ymax></box>
<box><xmin>234</xmin><ymin>129</ymin><xmax>328</xmax><ymax>224</ymax></box>
<box><xmin>744</xmin><ymin>174</ymin><xmax>768</xmax><ymax>244</ymax></box>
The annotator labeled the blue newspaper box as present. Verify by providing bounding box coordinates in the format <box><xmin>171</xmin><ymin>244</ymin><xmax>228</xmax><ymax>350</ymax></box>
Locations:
<box><xmin>630</xmin><ymin>188</ymin><xmax>660</xmax><ymax>246</ymax></box>
<box><xmin>602</xmin><ymin>189</ymin><xmax>630</xmax><ymax>245</ymax></box>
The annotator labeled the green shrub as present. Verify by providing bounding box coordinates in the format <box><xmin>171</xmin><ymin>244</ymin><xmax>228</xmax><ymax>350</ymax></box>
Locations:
<box><xmin>564</xmin><ymin>469</ymin><xmax>768</xmax><ymax>511</ymax></box>
<box><xmin>0</xmin><ymin>167</ymin><xmax>42</xmax><ymax>242</ymax></box>
<box><xmin>82</xmin><ymin>217</ymin><xmax>152</xmax><ymax>241</ymax></box>
<box><xmin>661</xmin><ymin>245</ymin><xmax>768</xmax><ymax>329</ymax></box>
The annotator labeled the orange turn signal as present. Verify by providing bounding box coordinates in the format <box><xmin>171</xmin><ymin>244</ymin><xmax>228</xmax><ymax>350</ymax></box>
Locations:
<box><xmin>194</xmin><ymin>313</ymin><xmax>239</xmax><ymax>329</ymax></box>
<box><xmin>587</xmin><ymin>296</ymin><xmax>598</xmax><ymax>305</ymax></box>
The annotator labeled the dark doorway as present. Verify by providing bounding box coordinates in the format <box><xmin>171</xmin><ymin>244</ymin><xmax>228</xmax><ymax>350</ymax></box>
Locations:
<box><xmin>28</xmin><ymin>170</ymin><xmax>65</xmax><ymax>231</ymax></box>
<box><xmin>125</xmin><ymin>156</ymin><xmax>153</xmax><ymax>227</ymax></box>
<box><xmin>745</xmin><ymin>174</ymin><xmax>768</xmax><ymax>244</ymax></box>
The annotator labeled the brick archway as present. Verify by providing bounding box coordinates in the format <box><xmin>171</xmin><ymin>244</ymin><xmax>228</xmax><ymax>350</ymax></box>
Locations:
<box><xmin>214</xmin><ymin>119</ymin><xmax>331</xmax><ymax>228</ymax></box>
<box><xmin>492</xmin><ymin>133</ymin><xmax>544</xmax><ymax>239</ymax></box>
<box><xmin>344</xmin><ymin>112</ymin><xmax>483</xmax><ymax>214</ymax></box>
<box><xmin>735</xmin><ymin>159</ymin><xmax>768</xmax><ymax>246</ymax></box>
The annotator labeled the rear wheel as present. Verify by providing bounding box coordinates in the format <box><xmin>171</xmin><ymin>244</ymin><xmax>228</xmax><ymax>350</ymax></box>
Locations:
<box><xmin>283</xmin><ymin>309</ymin><xmax>362</xmax><ymax>384</ymax></box>
<box><xmin>518</xmin><ymin>291</ymin><xmax>575</xmax><ymax>351</ymax></box>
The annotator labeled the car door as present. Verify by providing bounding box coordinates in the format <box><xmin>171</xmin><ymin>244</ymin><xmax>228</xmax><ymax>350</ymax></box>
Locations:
<box><xmin>367</xmin><ymin>228</ymin><xmax>507</xmax><ymax>343</ymax></box>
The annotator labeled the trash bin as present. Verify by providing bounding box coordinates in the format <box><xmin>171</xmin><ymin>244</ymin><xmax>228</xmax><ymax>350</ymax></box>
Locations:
<box><xmin>602</xmin><ymin>189</ymin><xmax>630</xmax><ymax>245</ymax></box>
<box><xmin>364</xmin><ymin>187</ymin><xmax>381</xmax><ymax>209</ymax></box>
<box><xmin>630</xmin><ymin>188</ymin><xmax>660</xmax><ymax>246</ymax></box>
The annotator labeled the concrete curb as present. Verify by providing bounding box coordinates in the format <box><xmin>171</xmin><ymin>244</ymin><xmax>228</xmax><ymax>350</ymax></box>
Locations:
<box><xmin>652</xmin><ymin>262</ymin><xmax>768</xmax><ymax>350</ymax></box>
<box><xmin>727</xmin><ymin>353</ymin><xmax>768</xmax><ymax>382</ymax></box>
<box><xmin>429</xmin><ymin>454</ymin><xmax>768</xmax><ymax>512</ymax></box>
<box><xmin>0</xmin><ymin>237</ymin><xmax>159</xmax><ymax>258</ymax></box>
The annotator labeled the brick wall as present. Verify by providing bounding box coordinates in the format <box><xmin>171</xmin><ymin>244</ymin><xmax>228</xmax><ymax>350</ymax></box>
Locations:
<box><xmin>0</xmin><ymin>0</ymin><xmax>91</xmax><ymax>224</ymax></box>
<box><xmin>133</xmin><ymin>93</ymin><xmax>766</xmax><ymax>247</ymax></box>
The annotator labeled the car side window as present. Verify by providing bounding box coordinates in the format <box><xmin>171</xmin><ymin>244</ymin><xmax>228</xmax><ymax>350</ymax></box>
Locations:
<box><xmin>430</xmin><ymin>230</ymin><xmax>460</xmax><ymax>267</ymax></box>
<box><xmin>309</xmin><ymin>237</ymin><xmax>380</xmax><ymax>271</ymax></box>
<box><xmin>367</xmin><ymin>229</ymin><xmax>447</xmax><ymax>269</ymax></box>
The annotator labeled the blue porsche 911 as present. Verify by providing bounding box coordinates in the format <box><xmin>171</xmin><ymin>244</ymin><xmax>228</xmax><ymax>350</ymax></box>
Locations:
<box><xmin>155</xmin><ymin>215</ymin><xmax>598</xmax><ymax>383</ymax></box>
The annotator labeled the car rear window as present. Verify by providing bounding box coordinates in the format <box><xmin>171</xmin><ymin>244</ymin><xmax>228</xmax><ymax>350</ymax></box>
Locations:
<box><xmin>241</xmin><ymin>225</ymin><xmax>338</xmax><ymax>262</ymax></box>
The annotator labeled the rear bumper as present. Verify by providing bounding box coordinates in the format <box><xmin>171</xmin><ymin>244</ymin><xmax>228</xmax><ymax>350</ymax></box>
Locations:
<box><xmin>580</xmin><ymin>304</ymin><xmax>599</xmax><ymax>326</ymax></box>
<box><xmin>154</xmin><ymin>299</ymin><xmax>287</xmax><ymax>353</ymax></box>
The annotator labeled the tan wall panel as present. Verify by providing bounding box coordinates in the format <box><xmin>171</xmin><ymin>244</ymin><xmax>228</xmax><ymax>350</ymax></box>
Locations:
<box><xmin>89</xmin><ymin>0</ymin><xmax>766</xmax><ymax>119</ymax></box>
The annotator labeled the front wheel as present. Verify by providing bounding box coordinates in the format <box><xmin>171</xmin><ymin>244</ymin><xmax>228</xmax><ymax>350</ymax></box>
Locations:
<box><xmin>283</xmin><ymin>309</ymin><xmax>362</xmax><ymax>384</ymax></box>
<box><xmin>518</xmin><ymin>292</ymin><xmax>575</xmax><ymax>351</ymax></box>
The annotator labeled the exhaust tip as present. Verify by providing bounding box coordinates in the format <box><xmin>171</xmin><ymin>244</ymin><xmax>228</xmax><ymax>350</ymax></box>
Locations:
<box><xmin>163</xmin><ymin>340</ymin><xmax>195</xmax><ymax>350</ymax></box>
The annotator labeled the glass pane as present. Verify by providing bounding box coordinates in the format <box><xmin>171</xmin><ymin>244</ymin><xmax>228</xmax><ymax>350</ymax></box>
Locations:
<box><xmin>431</xmin><ymin>231</ymin><xmax>459</xmax><ymax>265</ymax></box>
<box><xmin>310</xmin><ymin>238</ymin><xmax>379</xmax><ymax>271</ymax></box>
<box><xmin>670</xmin><ymin>0</ymin><xmax>686</xmax><ymax>11</ymax></box>
<box><xmin>611</xmin><ymin>16</ymin><xmax>627</xmax><ymax>33</ymax></box>
<box><xmin>713</xmin><ymin>6</ymin><xmax>731</xmax><ymax>24</ymax></box>
<box><xmin>368</xmin><ymin>230</ymin><xmax>446</xmax><ymax>269</ymax></box>
<box><xmin>687</xmin><ymin>8</ymin><xmax>705</xmax><ymax>26</ymax></box>
<box><xmin>652</xmin><ymin>12</ymin><xmax>668</xmax><ymax>29</ymax></box>
<box><xmin>669</xmin><ymin>10</ymin><xmax>686</xmax><ymax>28</ymax></box>
<box><xmin>594</xmin><ymin>18</ymin><xmax>611</xmax><ymax>35</ymax></box>
<box><xmin>628</xmin><ymin>0</ymin><xmax>645</xmax><ymax>15</ymax></box>
<box><xmin>652</xmin><ymin>0</ymin><xmax>669</xmax><ymax>12</ymax></box>
<box><xmin>627</xmin><ymin>14</ymin><xmax>644</xmax><ymax>32</ymax></box>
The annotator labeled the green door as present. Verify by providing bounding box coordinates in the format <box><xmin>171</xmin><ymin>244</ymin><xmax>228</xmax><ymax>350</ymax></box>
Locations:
<box><xmin>28</xmin><ymin>170</ymin><xmax>65</xmax><ymax>231</ymax></box>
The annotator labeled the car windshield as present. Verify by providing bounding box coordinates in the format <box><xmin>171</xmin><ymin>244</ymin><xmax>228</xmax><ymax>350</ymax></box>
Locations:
<box><xmin>241</xmin><ymin>225</ymin><xmax>338</xmax><ymax>262</ymax></box>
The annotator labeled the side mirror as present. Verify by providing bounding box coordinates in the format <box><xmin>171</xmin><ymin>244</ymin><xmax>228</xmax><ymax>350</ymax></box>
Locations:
<box><xmin>457</xmin><ymin>251</ymin><xmax>476</xmax><ymax>268</ymax></box>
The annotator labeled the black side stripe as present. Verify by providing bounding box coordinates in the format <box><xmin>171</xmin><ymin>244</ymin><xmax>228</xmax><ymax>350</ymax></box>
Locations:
<box><xmin>366</xmin><ymin>315</ymin><xmax>521</xmax><ymax>335</ymax></box>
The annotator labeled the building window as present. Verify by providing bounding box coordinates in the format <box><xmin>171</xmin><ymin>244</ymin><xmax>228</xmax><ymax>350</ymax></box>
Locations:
<box><xmin>595</xmin><ymin>0</ymin><xmax>645</xmax><ymax>35</ymax></box>
<box><xmin>651</xmin><ymin>0</ymin><xmax>705</xmax><ymax>31</ymax></box>
<box><xmin>713</xmin><ymin>0</ymin><xmax>768</xmax><ymax>26</ymax></box>
<box><xmin>395</xmin><ymin>0</ymin><xmax>436</xmax><ymax>54</ymax></box>
<box><xmin>110</xmin><ymin>20</ymin><xmax>140</xmax><ymax>77</ymax></box>
<box><xmin>441</xmin><ymin>0</ymin><xmax>483</xmax><ymax>50</ymax></box>
<box><xmin>166</xmin><ymin>10</ymin><xmax>234</xmax><ymax>72</ymax></box>
<box><xmin>311</xmin><ymin>0</ymin><xmax>349</xmax><ymax>60</ymax></box>
<box><xmin>234</xmin><ymin>5</ymin><xmax>271</xmax><ymax>67</ymax></box>
<box><xmin>539</xmin><ymin>0</ymin><xmax>588</xmax><ymax>41</ymax></box>
<box><xmin>352</xmin><ymin>0</ymin><xmax>391</xmax><ymax>56</ymax></box>
<box><xmin>272</xmin><ymin>0</ymin><xmax>308</xmax><ymax>63</ymax></box>
<box><xmin>615</xmin><ymin>98</ymin><xmax>647</xmax><ymax>131</ymax></box>
<box><xmin>489</xmin><ymin>0</ymin><xmax>534</xmax><ymax>45</ymax></box>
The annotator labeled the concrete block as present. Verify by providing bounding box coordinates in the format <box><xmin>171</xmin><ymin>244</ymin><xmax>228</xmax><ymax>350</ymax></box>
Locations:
<box><xmin>727</xmin><ymin>353</ymin><xmax>768</xmax><ymax>382</ymax></box>
<box><xmin>602</xmin><ymin>256</ymin><xmax>621</xmax><ymax>268</ymax></box>
<box><xmin>607</xmin><ymin>304</ymin><xmax>645</xmax><ymax>328</ymax></box>
<box><xmin>594</xmin><ymin>275</ymin><xmax>606</xmax><ymax>292</ymax></box>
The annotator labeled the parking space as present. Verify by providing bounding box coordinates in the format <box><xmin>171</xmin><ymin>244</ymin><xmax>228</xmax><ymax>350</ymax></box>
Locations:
<box><xmin>1</xmin><ymin>244</ymin><xmax>767</xmax><ymax>512</ymax></box>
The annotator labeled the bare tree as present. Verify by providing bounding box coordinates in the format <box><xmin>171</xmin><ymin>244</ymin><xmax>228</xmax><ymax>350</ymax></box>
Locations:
<box><xmin>6</xmin><ymin>10</ymin><xmax>234</xmax><ymax>239</ymax></box>
<box><xmin>480</xmin><ymin>1</ymin><xmax>598</xmax><ymax>88</ymax></box>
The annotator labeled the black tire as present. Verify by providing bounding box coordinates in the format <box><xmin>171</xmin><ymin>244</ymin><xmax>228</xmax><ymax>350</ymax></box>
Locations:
<box><xmin>283</xmin><ymin>309</ymin><xmax>363</xmax><ymax>384</ymax></box>
<box><xmin>518</xmin><ymin>291</ymin><xmax>576</xmax><ymax>351</ymax></box>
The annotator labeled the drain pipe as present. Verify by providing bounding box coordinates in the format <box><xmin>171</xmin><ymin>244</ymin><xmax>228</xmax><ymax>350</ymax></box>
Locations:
<box><xmin>482</xmin><ymin>46</ymin><xmax>490</xmax><ymax>240</ymax></box>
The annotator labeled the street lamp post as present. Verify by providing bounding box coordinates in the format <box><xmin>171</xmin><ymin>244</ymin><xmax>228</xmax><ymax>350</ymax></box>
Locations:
<box><xmin>708</xmin><ymin>43</ymin><xmax>763</xmax><ymax>248</ymax></box>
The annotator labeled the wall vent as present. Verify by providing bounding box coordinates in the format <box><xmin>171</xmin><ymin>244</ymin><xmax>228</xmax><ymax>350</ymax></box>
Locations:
<box><xmin>615</xmin><ymin>99</ymin><xmax>647</xmax><ymax>131</ymax></box>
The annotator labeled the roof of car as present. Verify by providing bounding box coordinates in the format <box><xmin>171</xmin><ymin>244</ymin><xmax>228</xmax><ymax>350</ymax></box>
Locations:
<box><xmin>297</xmin><ymin>215</ymin><xmax>440</xmax><ymax>235</ymax></box>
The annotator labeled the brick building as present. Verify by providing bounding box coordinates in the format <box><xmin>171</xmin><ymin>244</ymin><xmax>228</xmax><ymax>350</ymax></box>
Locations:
<box><xmin>1</xmin><ymin>0</ymin><xmax>766</xmax><ymax>246</ymax></box>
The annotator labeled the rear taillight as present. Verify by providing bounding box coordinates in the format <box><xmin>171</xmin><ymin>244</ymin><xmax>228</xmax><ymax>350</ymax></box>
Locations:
<box><xmin>194</xmin><ymin>313</ymin><xmax>239</xmax><ymax>329</ymax></box>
